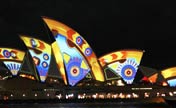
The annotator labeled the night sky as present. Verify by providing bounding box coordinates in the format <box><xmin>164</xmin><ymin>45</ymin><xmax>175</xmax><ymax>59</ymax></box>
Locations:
<box><xmin>0</xmin><ymin>0</ymin><xmax>176</xmax><ymax>70</ymax></box>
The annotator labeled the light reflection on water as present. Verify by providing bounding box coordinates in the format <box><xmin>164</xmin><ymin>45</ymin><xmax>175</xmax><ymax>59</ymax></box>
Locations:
<box><xmin>0</xmin><ymin>102</ymin><xmax>170</xmax><ymax>108</ymax></box>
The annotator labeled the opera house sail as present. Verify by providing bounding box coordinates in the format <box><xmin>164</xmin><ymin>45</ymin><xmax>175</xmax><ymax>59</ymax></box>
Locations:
<box><xmin>42</xmin><ymin>17</ymin><xmax>105</xmax><ymax>86</ymax></box>
<box><xmin>0</xmin><ymin>48</ymin><xmax>25</xmax><ymax>76</ymax></box>
<box><xmin>161</xmin><ymin>67</ymin><xmax>176</xmax><ymax>87</ymax></box>
<box><xmin>0</xmin><ymin>17</ymin><xmax>176</xmax><ymax>104</ymax></box>
<box><xmin>20</xmin><ymin>36</ymin><xmax>52</xmax><ymax>82</ymax></box>
<box><xmin>99</xmin><ymin>50</ymin><xmax>143</xmax><ymax>84</ymax></box>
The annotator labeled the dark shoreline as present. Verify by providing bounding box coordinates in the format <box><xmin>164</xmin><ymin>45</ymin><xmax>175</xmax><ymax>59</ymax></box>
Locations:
<box><xmin>0</xmin><ymin>98</ymin><xmax>168</xmax><ymax>104</ymax></box>
<box><xmin>0</xmin><ymin>100</ymin><xmax>170</xmax><ymax>108</ymax></box>
<box><xmin>1</xmin><ymin>97</ymin><xmax>175</xmax><ymax>108</ymax></box>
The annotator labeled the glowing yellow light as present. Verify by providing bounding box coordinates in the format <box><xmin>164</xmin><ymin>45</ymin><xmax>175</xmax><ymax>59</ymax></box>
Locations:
<box><xmin>161</xmin><ymin>67</ymin><xmax>176</xmax><ymax>79</ymax></box>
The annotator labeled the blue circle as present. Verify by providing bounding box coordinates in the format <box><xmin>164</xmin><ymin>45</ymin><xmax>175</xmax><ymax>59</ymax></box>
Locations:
<box><xmin>66</xmin><ymin>59</ymin><xmax>86</xmax><ymax>84</ymax></box>
<box><xmin>3</xmin><ymin>50</ymin><xmax>11</xmax><ymax>58</ymax></box>
<box><xmin>43</xmin><ymin>53</ymin><xmax>49</xmax><ymax>60</ymax></box>
<box><xmin>76</xmin><ymin>36</ymin><xmax>83</xmax><ymax>45</ymax></box>
<box><xmin>42</xmin><ymin>61</ymin><xmax>48</xmax><ymax>68</ymax></box>
<box><xmin>121</xmin><ymin>65</ymin><xmax>136</xmax><ymax>80</ymax></box>
<box><xmin>30</xmin><ymin>39</ymin><xmax>37</xmax><ymax>47</ymax></box>
<box><xmin>66</xmin><ymin>58</ymin><xmax>90</xmax><ymax>86</ymax></box>
<box><xmin>84</xmin><ymin>48</ymin><xmax>92</xmax><ymax>56</ymax></box>
<box><xmin>67</xmin><ymin>61</ymin><xmax>83</xmax><ymax>80</ymax></box>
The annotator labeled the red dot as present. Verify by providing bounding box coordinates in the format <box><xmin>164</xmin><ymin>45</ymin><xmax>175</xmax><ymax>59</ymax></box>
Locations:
<box><xmin>73</xmin><ymin>68</ymin><xmax>77</xmax><ymax>74</ymax></box>
<box><xmin>5</xmin><ymin>52</ymin><xmax>10</xmax><ymax>56</ymax></box>
<box><xmin>77</xmin><ymin>38</ymin><xmax>80</xmax><ymax>42</ymax></box>
<box><xmin>126</xmin><ymin>70</ymin><xmax>131</xmax><ymax>75</ymax></box>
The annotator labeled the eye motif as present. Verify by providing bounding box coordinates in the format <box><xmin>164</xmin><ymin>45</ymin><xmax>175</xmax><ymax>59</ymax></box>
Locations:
<box><xmin>116</xmin><ymin>59</ymin><xmax>138</xmax><ymax>84</ymax></box>
<box><xmin>3</xmin><ymin>50</ymin><xmax>11</xmax><ymax>58</ymax></box>
<box><xmin>43</xmin><ymin>54</ymin><xmax>49</xmax><ymax>60</ymax></box>
<box><xmin>76</xmin><ymin>36</ymin><xmax>83</xmax><ymax>45</ymax></box>
<box><xmin>30</xmin><ymin>39</ymin><xmax>38</xmax><ymax>47</ymax></box>
<box><xmin>84</xmin><ymin>48</ymin><xmax>92</xmax><ymax>56</ymax></box>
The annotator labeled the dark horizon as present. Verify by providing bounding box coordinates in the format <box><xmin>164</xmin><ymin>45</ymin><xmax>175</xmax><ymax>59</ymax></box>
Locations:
<box><xmin>1</xmin><ymin>0</ymin><xmax>176</xmax><ymax>69</ymax></box>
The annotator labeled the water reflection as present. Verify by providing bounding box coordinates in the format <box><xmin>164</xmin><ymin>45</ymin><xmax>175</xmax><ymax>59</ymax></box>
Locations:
<box><xmin>0</xmin><ymin>102</ymin><xmax>170</xmax><ymax>108</ymax></box>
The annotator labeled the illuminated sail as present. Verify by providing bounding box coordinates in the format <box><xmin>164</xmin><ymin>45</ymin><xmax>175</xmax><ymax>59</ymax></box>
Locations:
<box><xmin>161</xmin><ymin>67</ymin><xmax>176</xmax><ymax>87</ymax></box>
<box><xmin>99</xmin><ymin>50</ymin><xmax>144</xmax><ymax>84</ymax></box>
<box><xmin>20</xmin><ymin>36</ymin><xmax>51</xmax><ymax>82</ymax></box>
<box><xmin>42</xmin><ymin>17</ymin><xmax>105</xmax><ymax>84</ymax></box>
<box><xmin>148</xmin><ymin>73</ymin><xmax>158</xmax><ymax>83</ymax></box>
<box><xmin>138</xmin><ymin>66</ymin><xmax>159</xmax><ymax>83</ymax></box>
<box><xmin>167</xmin><ymin>79</ymin><xmax>176</xmax><ymax>87</ymax></box>
<box><xmin>0</xmin><ymin>48</ymin><xmax>25</xmax><ymax>76</ymax></box>
<box><xmin>53</xmin><ymin>34</ymin><xmax>90</xmax><ymax>86</ymax></box>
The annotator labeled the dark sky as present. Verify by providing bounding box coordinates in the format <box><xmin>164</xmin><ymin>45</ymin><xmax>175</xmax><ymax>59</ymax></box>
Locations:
<box><xmin>0</xmin><ymin>0</ymin><xmax>176</xmax><ymax>69</ymax></box>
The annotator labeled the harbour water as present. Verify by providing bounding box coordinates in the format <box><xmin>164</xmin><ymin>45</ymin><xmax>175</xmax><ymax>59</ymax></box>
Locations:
<box><xmin>0</xmin><ymin>101</ymin><xmax>172</xmax><ymax>108</ymax></box>
<box><xmin>0</xmin><ymin>99</ymin><xmax>173</xmax><ymax>108</ymax></box>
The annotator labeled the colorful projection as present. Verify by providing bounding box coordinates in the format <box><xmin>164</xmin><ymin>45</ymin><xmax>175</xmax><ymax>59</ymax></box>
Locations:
<box><xmin>99</xmin><ymin>50</ymin><xmax>143</xmax><ymax>84</ymax></box>
<box><xmin>42</xmin><ymin>17</ymin><xmax>105</xmax><ymax>83</ymax></box>
<box><xmin>4</xmin><ymin>61</ymin><xmax>21</xmax><ymax>75</ymax></box>
<box><xmin>53</xmin><ymin>34</ymin><xmax>90</xmax><ymax>86</ymax></box>
<box><xmin>167</xmin><ymin>79</ymin><xmax>176</xmax><ymax>87</ymax></box>
<box><xmin>0</xmin><ymin>48</ymin><xmax>25</xmax><ymax>76</ymax></box>
<box><xmin>20</xmin><ymin>36</ymin><xmax>51</xmax><ymax>82</ymax></box>
<box><xmin>148</xmin><ymin>73</ymin><xmax>158</xmax><ymax>83</ymax></box>
<box><xmin>51</xmin><ymin>41</ymin><xmax>67</xmax><ymax>84</ymax></box>
<box><xmin>161</xmin><ymin>67</ymin><xmax>176</xmax><ymax>87</ymax></box>
<box><xmin>161</xmin><ymin>67</ymin><xmax>176</xmax><ymax>79</ymax></box>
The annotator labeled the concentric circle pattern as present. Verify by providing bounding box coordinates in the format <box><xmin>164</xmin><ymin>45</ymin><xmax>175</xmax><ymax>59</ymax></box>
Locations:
<box><xmin>84</xmin><ymin>48</ymin><xmax>92</xmax><ymax>56</ymax></box>
<box><xmin>43</xmin><ymin>53</ymin><xmax>49</xmax><ymax>60</ymax></box>
<box><xmin>3</xmin><ymin>50</ymin><xmax>11</xmax><ymax>58</ymax></box>
<box><xmin>76</xmin><ymin>36</ymin><xmax>83</xmax><ymax>45</ymax></box>
<box><xmin>30</xmin><ymin>39</ymin><xmax>37</xmax><ymax>47</ymax></box>
<box><xmin>116</xmin><ymin>59</ymin><xmax>138</xmax><ymax>84</ymax></box>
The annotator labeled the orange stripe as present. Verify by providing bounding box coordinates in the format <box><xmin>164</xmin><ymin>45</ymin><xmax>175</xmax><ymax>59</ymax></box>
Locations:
<box><xmin>67</xmin><ymin>29</ymin><xmax>75</xmax><ymax>40</ymax></box>
<box><xmin>121</xmin><ymin>51</ymin><xmax>127</xmax><ymax>59</ymax></box>
<box><xmin>111</xmin><ymin>53</ymin><xmax>118</xmax><ymax>60</ymax></box>
<box><xmin>38</xmin><ymin>41</ymin><xmax>45</xmax><ymax>50</ymax></box>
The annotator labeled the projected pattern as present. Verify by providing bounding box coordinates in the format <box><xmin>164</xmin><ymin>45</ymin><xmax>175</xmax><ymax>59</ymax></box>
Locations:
<box><xmin>99</xmin><ymin>50</ymin><xmax>143</xmax><ymax>84</ymax></box>
<box><xmin>42</xmin><ymin>17</ymin><xmax>105</xmax><ymax>83</ymax></box>
<box><xmin>161</xmin><ymin>67</ymin><xmax>176</xmax><ymax>87</ymax></box>
<box><xmin>55</xmin><ymin>34</ymin><xmax>90</xmax><ymax>86</ymax></box>
<box><xmin>0</xmin><ymin>48</ymin><xmax>25</xmax><ymax>76</ymax></box>
<box><xmin>51</xmin><ymin>41</ymin><xmax>67</xmax><ymax>84</ymax></box>
<box><xmin>148</xmin><ymin>73</ymin><xmax>158</xmax><ymax>83</ymax></box>
<box><xmin>167</xmin><ymin>79</ymin><xmax>176</xmax><ymax>87</ymax></box>
<box><xmin>4</xmin><ymin>61</ymin><xmax>21</xmax><ymax>75</ymax></box>
<box><xmin>20</xmin><ymin>36</ymin><xmax>51</xmax><ymax>82</ymax></box>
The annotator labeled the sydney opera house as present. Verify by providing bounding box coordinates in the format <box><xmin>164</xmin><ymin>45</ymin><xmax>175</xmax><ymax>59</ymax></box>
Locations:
<box><xmin>0</xmin><ymin>17</ymin><xmax>176</xmax><ymax>103</ymax></box>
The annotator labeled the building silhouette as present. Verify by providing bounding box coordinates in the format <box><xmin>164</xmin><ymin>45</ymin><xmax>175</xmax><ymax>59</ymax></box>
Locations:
<box><xmin>0</xmin><ymin>17</ymin><xmax>176</xmax><ymax>102</ymax></box>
